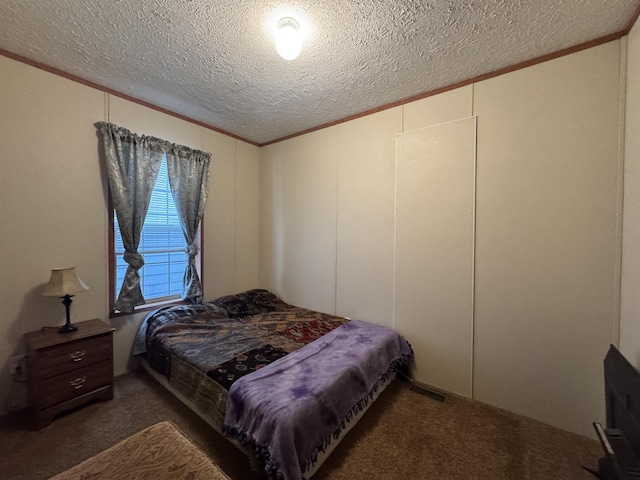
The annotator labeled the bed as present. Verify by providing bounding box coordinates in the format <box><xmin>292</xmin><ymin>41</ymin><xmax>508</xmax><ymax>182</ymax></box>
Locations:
<box><xmin>132</xmin><ymin>289</ymin><xmax>413</xmax><ymax>480</ymax></box>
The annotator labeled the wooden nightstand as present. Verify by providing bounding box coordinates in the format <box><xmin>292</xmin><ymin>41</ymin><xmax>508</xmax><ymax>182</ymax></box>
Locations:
<box><xmin>25</xmin><ymin>318</ymin><xmax>115</xmax><ymax>429</ymax></box>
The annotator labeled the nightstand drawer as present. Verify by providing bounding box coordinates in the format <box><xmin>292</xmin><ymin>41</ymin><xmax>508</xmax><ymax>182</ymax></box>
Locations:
<box><xmin>36</xmin><ymin>361</ymin><xmax>112</xmax><ymax>409</ymax></box>
<box><xmin>34</xmin><ymin>335</ymin><xmax>112</xmax><ymax>379</ymax></box>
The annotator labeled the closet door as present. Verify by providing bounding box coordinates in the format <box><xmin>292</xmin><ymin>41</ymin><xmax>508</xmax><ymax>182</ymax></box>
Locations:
<box><xmin>395</xmin><ymin>117</ymin><xmax>476</xmax><ymax>397</ymax></box>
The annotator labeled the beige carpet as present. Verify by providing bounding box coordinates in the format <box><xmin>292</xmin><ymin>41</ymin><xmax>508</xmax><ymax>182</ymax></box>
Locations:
<box><xmin>48</xmin><ymin>420</ymin><xmax>230</xmax><ymax>480</ymax></box>
<box><xmin>0</xmin><ymin>369</ymin><xmax>602</xmax><ymax>480</ymax></box>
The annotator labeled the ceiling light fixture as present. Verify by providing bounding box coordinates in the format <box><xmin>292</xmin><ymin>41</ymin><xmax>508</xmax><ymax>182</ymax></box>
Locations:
<box><xmin>275</xmin><ymin>17</ymin><xmax>302</xmax><ymax>60</ymax></box>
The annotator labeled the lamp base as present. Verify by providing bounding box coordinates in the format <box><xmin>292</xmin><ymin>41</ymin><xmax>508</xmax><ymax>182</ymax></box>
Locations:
<box><xmin>58</xmin><ymin>294</ymin><xmax>77</xmax><ymax>334</ymax></box>
<box><xmin>58</xmin><ymin>322</ymin><xmax>78</xmax><ymax>334</ymax></box>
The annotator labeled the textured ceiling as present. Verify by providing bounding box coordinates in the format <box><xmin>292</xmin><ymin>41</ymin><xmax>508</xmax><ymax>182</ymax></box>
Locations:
<box><xmin>1</xmin><ymin>1</ymin><xmax>639</xmax><ymax>145</ymax></box>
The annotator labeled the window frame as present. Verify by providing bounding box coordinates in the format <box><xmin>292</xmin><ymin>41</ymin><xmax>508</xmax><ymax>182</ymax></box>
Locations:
<box><xmin>107</xmin><ymin>190</ymin><xmax>204</xmax><ymax>318</ymax></box>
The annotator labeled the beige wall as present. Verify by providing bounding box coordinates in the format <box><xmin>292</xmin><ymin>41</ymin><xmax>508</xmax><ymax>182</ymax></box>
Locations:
<box><xmin>0</xmin><ymin>56</ymin><xmax>260</xmax><ymax>414</ymax></box>
<box><xmin>259</xmin><ymin>41</ymin><xmax>624</xmax><ymax>437</ymax></box>
<box><xmin>335</xmin><ymin>108</ymin><xmax>401</xmax><ymax>327</ymax></box>
<box><xmin>473</xmin><ymin>41</ymin><xmax>623</xmax><ymax>435</ymax></box>
<box><xmin>621</xmin><ymin>22</ymin><xmax>640</xmax><ymax>367</ymax></box>
<box><xmin>260</xmin><ymin>128</ymin><xmax>339</xmax><ymax>314</ymax></box>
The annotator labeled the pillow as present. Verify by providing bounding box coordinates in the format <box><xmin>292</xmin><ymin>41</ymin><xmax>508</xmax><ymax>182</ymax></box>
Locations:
<box><xmin>211</xmin><ymin>289</ymin><xmax>289</xmax><ymax>317</ymax></box>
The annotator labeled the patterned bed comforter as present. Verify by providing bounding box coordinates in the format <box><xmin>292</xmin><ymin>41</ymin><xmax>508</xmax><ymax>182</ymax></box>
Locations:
<box><xmin>134</xmin><ymin>289</ymin><xmax>413</xmax><ymax>479</ymax></box>
<box><xmin>134</xmin><ymin>290</ymin><xmax>349</xmax><ymax>427</ymax></box>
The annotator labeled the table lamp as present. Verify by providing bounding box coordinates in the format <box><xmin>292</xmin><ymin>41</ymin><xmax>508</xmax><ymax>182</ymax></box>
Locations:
<box><xmin>42</xmin><ymin>267</ymin><xmax>89</xmax><ymax>333</ymax></box>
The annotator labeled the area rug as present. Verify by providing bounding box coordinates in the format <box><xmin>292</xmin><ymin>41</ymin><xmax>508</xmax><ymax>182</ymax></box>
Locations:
<box><xmin>48</xmin><ymin>421</ymin><xmax>231</xmax><ymax>480</ymax></box>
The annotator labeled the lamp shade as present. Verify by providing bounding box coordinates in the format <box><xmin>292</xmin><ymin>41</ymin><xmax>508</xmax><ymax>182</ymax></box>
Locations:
<box><xmin>42</xmin><ymin>267</ymin><xmax>89</xmax><ymax>297</ymax></box>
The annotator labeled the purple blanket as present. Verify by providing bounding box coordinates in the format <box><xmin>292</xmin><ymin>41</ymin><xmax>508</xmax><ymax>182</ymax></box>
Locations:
<box><xmin>223</xmin><ymin>319</ymin><xmax>413</xmax><ymax>480</ymax></box>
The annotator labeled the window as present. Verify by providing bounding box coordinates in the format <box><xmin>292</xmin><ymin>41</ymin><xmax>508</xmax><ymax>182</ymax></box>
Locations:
<box><xmin>110</xmin><ymin>155</ymin><xmax>201</xmax><ymax>315</ymax></box>
<box><xmin>100</xmin><ymin>122</ymin><xmax>210</xmax><ymax>316</ymax></box>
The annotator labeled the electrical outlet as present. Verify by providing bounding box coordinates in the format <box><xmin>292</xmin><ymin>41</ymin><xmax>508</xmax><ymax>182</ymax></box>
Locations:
<box><xmin>9</xmin><ymin>355</ymin><xmax>26</xmax><ymax>380</ymax></box>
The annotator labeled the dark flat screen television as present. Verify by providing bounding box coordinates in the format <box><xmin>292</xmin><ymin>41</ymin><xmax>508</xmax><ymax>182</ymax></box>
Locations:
<box><xmin>593</xmin><ymin>345</ymin><xmax>640</xmax><ymax>479</ymax></box>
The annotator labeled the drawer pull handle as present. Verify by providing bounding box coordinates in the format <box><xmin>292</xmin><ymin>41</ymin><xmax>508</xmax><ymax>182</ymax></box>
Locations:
<box><xmin>69</xmin><ymin>350</ymin><xmax>86</xmax><ymax>362</ymax></box>
<box><xmin>69</xmin><ymin>376</ymin><xmax>86</xmax><ymax>389</ymax></box>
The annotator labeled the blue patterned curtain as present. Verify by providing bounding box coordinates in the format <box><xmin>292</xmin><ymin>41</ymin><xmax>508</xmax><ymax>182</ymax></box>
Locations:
<box><xmin>97</xmin><ymin>122</ymin><xmax>164</xmax><ymax>312</ymax></box>
<box><xmin>98</xmin><ymin>122</ymin><xmax>212</xmax><ymax>310</ymax></box>
<box><xmin>165</xmin><ymin>145</ymin><xmax>211</xmax><ymax>303</ymax></box>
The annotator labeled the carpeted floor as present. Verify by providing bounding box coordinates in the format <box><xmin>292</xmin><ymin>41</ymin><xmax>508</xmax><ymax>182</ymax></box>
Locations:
<box><xmin>0</xmin><ymin>369</ymin><xmax>602</xmax><ymax>480</ymax></box>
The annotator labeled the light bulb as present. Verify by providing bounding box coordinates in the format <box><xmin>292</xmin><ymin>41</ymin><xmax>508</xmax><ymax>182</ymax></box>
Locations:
<box><xmin>276</xmin><ymin>17</ymin><xmax>301</xmax><ymax>60</ymax></box>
